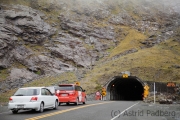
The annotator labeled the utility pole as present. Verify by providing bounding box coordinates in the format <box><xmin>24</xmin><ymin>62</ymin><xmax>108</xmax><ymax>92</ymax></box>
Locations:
<box><xmin>154</xmin><ymin>82</ymin><xmax>156</xmax><ymax>104</ymax></box>
<box><xmin>153</xmin><ymin>55</ymin><xmax>156</xmax><ymax>104</ymax></box>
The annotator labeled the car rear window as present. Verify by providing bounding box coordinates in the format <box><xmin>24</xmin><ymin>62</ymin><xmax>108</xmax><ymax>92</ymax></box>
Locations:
<box><xmin>59</xmin><ymin>85</ymin><xmax>74</xmax><ymax>90</ymax></box>
<box><xmin>46</xmin><ymin>86</ymin><xmax>61</xmax><ymax>94</ymax></box>
<box><xmin>14</xmin><ymin>88</ymin><xmax>40</xmax><ymax>96</ymax></box>
<box><xmin>54</xmin><ymin>86</ymin><xmax>61</xmax><ymax>91</ymax></box>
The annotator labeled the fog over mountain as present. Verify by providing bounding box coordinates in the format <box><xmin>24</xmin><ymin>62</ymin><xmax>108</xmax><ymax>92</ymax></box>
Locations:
<box><xmin>43</xmin><ymin>0</ymin><xmax>180</xmax><ymax>12</ymax></box>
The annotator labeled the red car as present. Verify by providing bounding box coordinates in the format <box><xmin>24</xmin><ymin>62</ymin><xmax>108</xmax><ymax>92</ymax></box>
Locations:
<box><xmin>56</xmin><ymin>84</ymin><xmax>86</xmax><ymax>105</ymax></box>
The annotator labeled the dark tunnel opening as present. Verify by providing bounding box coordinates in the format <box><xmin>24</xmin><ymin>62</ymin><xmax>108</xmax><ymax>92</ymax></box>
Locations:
<box><xmin>107</xmin><ymin>76</ymin><xmax>144</xmax><ymax>101</ymax></box>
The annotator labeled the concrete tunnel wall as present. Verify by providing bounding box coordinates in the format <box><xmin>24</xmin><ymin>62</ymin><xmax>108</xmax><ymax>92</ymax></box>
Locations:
<box><xmin>105</xmin><ymin>76</ymin><xmax>145</xmax><ymax>101</ymax></box>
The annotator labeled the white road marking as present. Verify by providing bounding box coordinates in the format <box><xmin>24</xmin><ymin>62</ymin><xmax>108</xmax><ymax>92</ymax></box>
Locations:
<box><xmin>0</xmin><ymin>111</ymin><xmax>10</xmax><ymax>114</ymax></box>
<box><xmin>110</xmin><ymin>102</ymin><xmax>139</xmax><ymax>120</ymax></box>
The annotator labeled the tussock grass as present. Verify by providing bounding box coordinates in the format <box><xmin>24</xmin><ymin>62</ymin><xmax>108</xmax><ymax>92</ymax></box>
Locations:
<box><xmin>24</xmin><ymin>71</ymin><xmax>78</xmax><ymax>87</ymax></box>
<box><xmin>0</xmin><ymin>89</ymin><xmax>18</xmax><ymax>103</ymax></box>
<box><xmin>109</xmin><ymin>28</ymin><xmax>147</xmax><ymax>58</ymax></box>
<box><xmin>1</xmin><ymin>0</ymin><xmax>30</xmax><ymax>6</ymax></box>
<box><xmin>0</xmin><ymin>69</ymin><xmax>9</xmax><ymax>82</ymax></box>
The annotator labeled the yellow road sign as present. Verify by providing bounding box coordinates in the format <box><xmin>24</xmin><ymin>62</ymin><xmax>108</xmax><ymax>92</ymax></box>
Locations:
<box><xmin>144</xmin><ymin>85</ymin><xmax>149</xmax><ymax>90</ymax></box>
<box><xmin>102</xmin><ymin>87</ymin><xmax>106</xmax><ymax>92</ymax></box>
<box><xmin>144</xmin><ymin>95</ymin><xmax>148</xmax><ymax>98</ymax></box>
<box><xmin>75</xmin><ymin>81</ymin><xmax>80</xmax><ymax>86</ymax></box>
<box><xmin>143</xmin><ymin>85</ymin><xmax>149</xmax><ymax>98</ymax></box>
<box><xmin>144</xmin><ymin>91</ymin><xmax>149</xmax><ymax>95</ymax></box>
<box><xmin>102</xmin><ymin>91</ymin><xmax>106</xmax><ymax>96</ymax></box>
<box><xmin>122</xmin><ymin>74</ymin><xmax>128</xmax><ymax>78</ymax></box>
<box><xmin>167</xmin><ymin>82</ymin><xmax>176</xmax><ymax>87</ymax></box>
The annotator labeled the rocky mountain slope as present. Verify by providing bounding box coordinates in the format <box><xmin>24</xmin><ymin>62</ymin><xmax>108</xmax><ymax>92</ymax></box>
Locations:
<box><xmin>0</xmin><ymin>0</ymin><xmax>180</xmax><ymax>95</ymax></box>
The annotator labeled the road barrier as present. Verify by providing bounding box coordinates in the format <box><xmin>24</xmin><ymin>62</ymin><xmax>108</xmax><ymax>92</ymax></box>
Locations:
<box><xmin>95</xmin><ymin>91</ymin><xmax>101</xmax><ymax>100</ymax></box>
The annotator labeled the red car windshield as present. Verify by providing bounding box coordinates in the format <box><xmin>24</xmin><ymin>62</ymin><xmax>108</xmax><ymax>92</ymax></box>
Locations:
<box><xmin>59</xmin><ymin>85</ymin><xmax>74</xmax><ymax>91</ymax></box>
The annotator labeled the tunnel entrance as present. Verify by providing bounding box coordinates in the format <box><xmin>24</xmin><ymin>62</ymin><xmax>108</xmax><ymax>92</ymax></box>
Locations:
<box><xmin>106</xmin><ymin>76</ymin><xmax>145</xmax><ymax>101</ymax></box>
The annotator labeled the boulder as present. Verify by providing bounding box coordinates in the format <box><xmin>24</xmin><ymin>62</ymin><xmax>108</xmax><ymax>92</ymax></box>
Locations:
<box><xmin>9</xmin><ymin>68</ymin><xmax>38</xmax><ymax>80</ymax></box>
<box><xmin>36</xmin><ymin>55</ymin><xmax>74</xmax><ymax>74</ymax></box>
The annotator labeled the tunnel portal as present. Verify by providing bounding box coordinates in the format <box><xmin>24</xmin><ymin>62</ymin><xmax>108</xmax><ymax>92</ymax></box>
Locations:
<box><xmin>106</xmin><ymin>76</ymin><xmax>145</xmax><ymax>101</ymax></box>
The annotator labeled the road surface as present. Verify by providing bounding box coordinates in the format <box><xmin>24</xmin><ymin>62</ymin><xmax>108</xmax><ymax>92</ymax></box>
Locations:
<box><xmin>1</xmin><ymin>101</ymin><xmax>180</xmax><ymax>120</ymax></box>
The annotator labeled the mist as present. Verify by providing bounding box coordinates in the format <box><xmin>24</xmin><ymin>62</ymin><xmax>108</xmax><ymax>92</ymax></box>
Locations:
<box><xmin>46</xmin><ymin>0</ymin><xmax>180</xmax><ymax>13</ymax></box>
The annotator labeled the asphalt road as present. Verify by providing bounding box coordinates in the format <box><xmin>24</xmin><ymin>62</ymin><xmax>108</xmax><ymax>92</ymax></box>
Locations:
<box><xmin>1</xmin><ymin>101</ymin><xmax>180</xmax><ymax>120</ymax></box>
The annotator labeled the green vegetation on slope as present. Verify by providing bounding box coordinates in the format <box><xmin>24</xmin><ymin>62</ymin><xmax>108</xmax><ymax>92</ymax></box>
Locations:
<box><xmin>0</xmin><ymin>69</ymin><xmax>9</xmax><ymax>82</ymax></box>
<box><xmin>1</xmin><ymin>0</ymin><xmax>30</xmax><ymax>6</ymax></box>
<box><xmin>80</xmin><ymin>39</ymin><xmax>180</xmax><ymax>94</ymax></box>
<box><xmin>109</xmin><ymin>28</ymin><xmax>147</xmax><ymax>58</ymax></box>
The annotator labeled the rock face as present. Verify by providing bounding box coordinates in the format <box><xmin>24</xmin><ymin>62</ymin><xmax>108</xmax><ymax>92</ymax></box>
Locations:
<box><xmin>0</xmin><ymin>4</ymin><xmax>75</xmax><ymax>92</ymax></box>
<box><xmin>49</xmin><ymin>33</ymin><xmax>99</xmax><ymax>68</ymax></box>
<box><xmin>0</xmin><ymin>4</ymin><xmax>56</xmax><ymax>69</ymax></box>
<box><xmin>0</xmin><ymin>5</ymin><xmax>75</xmax><ymax>70</ymax></box>
<box><xmin>59</xmin><ymin>15</ymin><xmax>115</xmax><ymax>40</ymax></box>
<box><xmin>0</xmin><ymin>4</ymin><xmax>117</xmax><ymax>92</ymax></box>
<box><xmin>109</xmin><ymin>12</ymin><xmax>135</xmax><ymax>26</ymax></box>
<box><xmin>4</xmin><ymin>5</ymin><xmax>56</xmax><ymax>43</ymax></box>
<box><xmin>0</xmin><ymin>0</ymin><xmax>180</xmax><ymax>93</ymax></box>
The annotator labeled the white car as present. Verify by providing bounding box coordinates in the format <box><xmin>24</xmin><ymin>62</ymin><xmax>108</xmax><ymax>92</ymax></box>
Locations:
<box><xmin>8</xmin><ymin>87</ymin><xmax>59</xmax><ymax>114</ymax></box>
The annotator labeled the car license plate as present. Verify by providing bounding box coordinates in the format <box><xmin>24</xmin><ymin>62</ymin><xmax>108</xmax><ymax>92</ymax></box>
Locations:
<box><xmin>17</xmin><ymin>105</ymin><xmax>24</xmax><ymax>108</ymax></box>
<box><xmin>61</xmin><ymin>94</ymin><xmax>67</xmax><ymax>96</ymax></box>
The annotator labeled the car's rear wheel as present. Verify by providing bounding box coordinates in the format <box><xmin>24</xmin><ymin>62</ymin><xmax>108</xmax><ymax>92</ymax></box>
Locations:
<box><xmin>39</xmin><ymin>102</ymin><xmax>44</xmax><ymax>113</ymax></box>
<box><xmin>54</xmin><ymin>100</ymin><xmax>58</xmax><ymax>110</ymax></box>
<box><xmin>83</xmin><ymin>97</ymin><xmax>87</xmax><ymax>104</ymax></box>
<box><xmin>58</xmin><ymin>102</ymin><xmax>61</xmax><ymax>106</ymax></box>
<box><xmin>75</xmin><ymin>98</ymin><xmax>79</xmax><ymax>105</ymax></box>
<box><xmin>31</xmin><ymin>109</ymin><xmax>36</xmax><ymax>112</ymax></box>
<box><xmin>12</xmin><ymin>109</ymin><xmax>18</xmax><ymax>114</ymax></box>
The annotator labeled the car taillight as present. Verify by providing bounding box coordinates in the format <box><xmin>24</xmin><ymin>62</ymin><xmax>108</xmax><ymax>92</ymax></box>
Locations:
<box><xmin>9</xmin><ymin>97</ymin><xmax>13</xmax><ymax>102</ymax></box>
<box><xmin>55</xmin><ymin>92</ymin><xmax>60</xmax><ymax>95</ymax></box>
<box><xmin>30</xmin><ymin>97</ymin><xmax>38</xmax><ymax>102</ymax></box>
